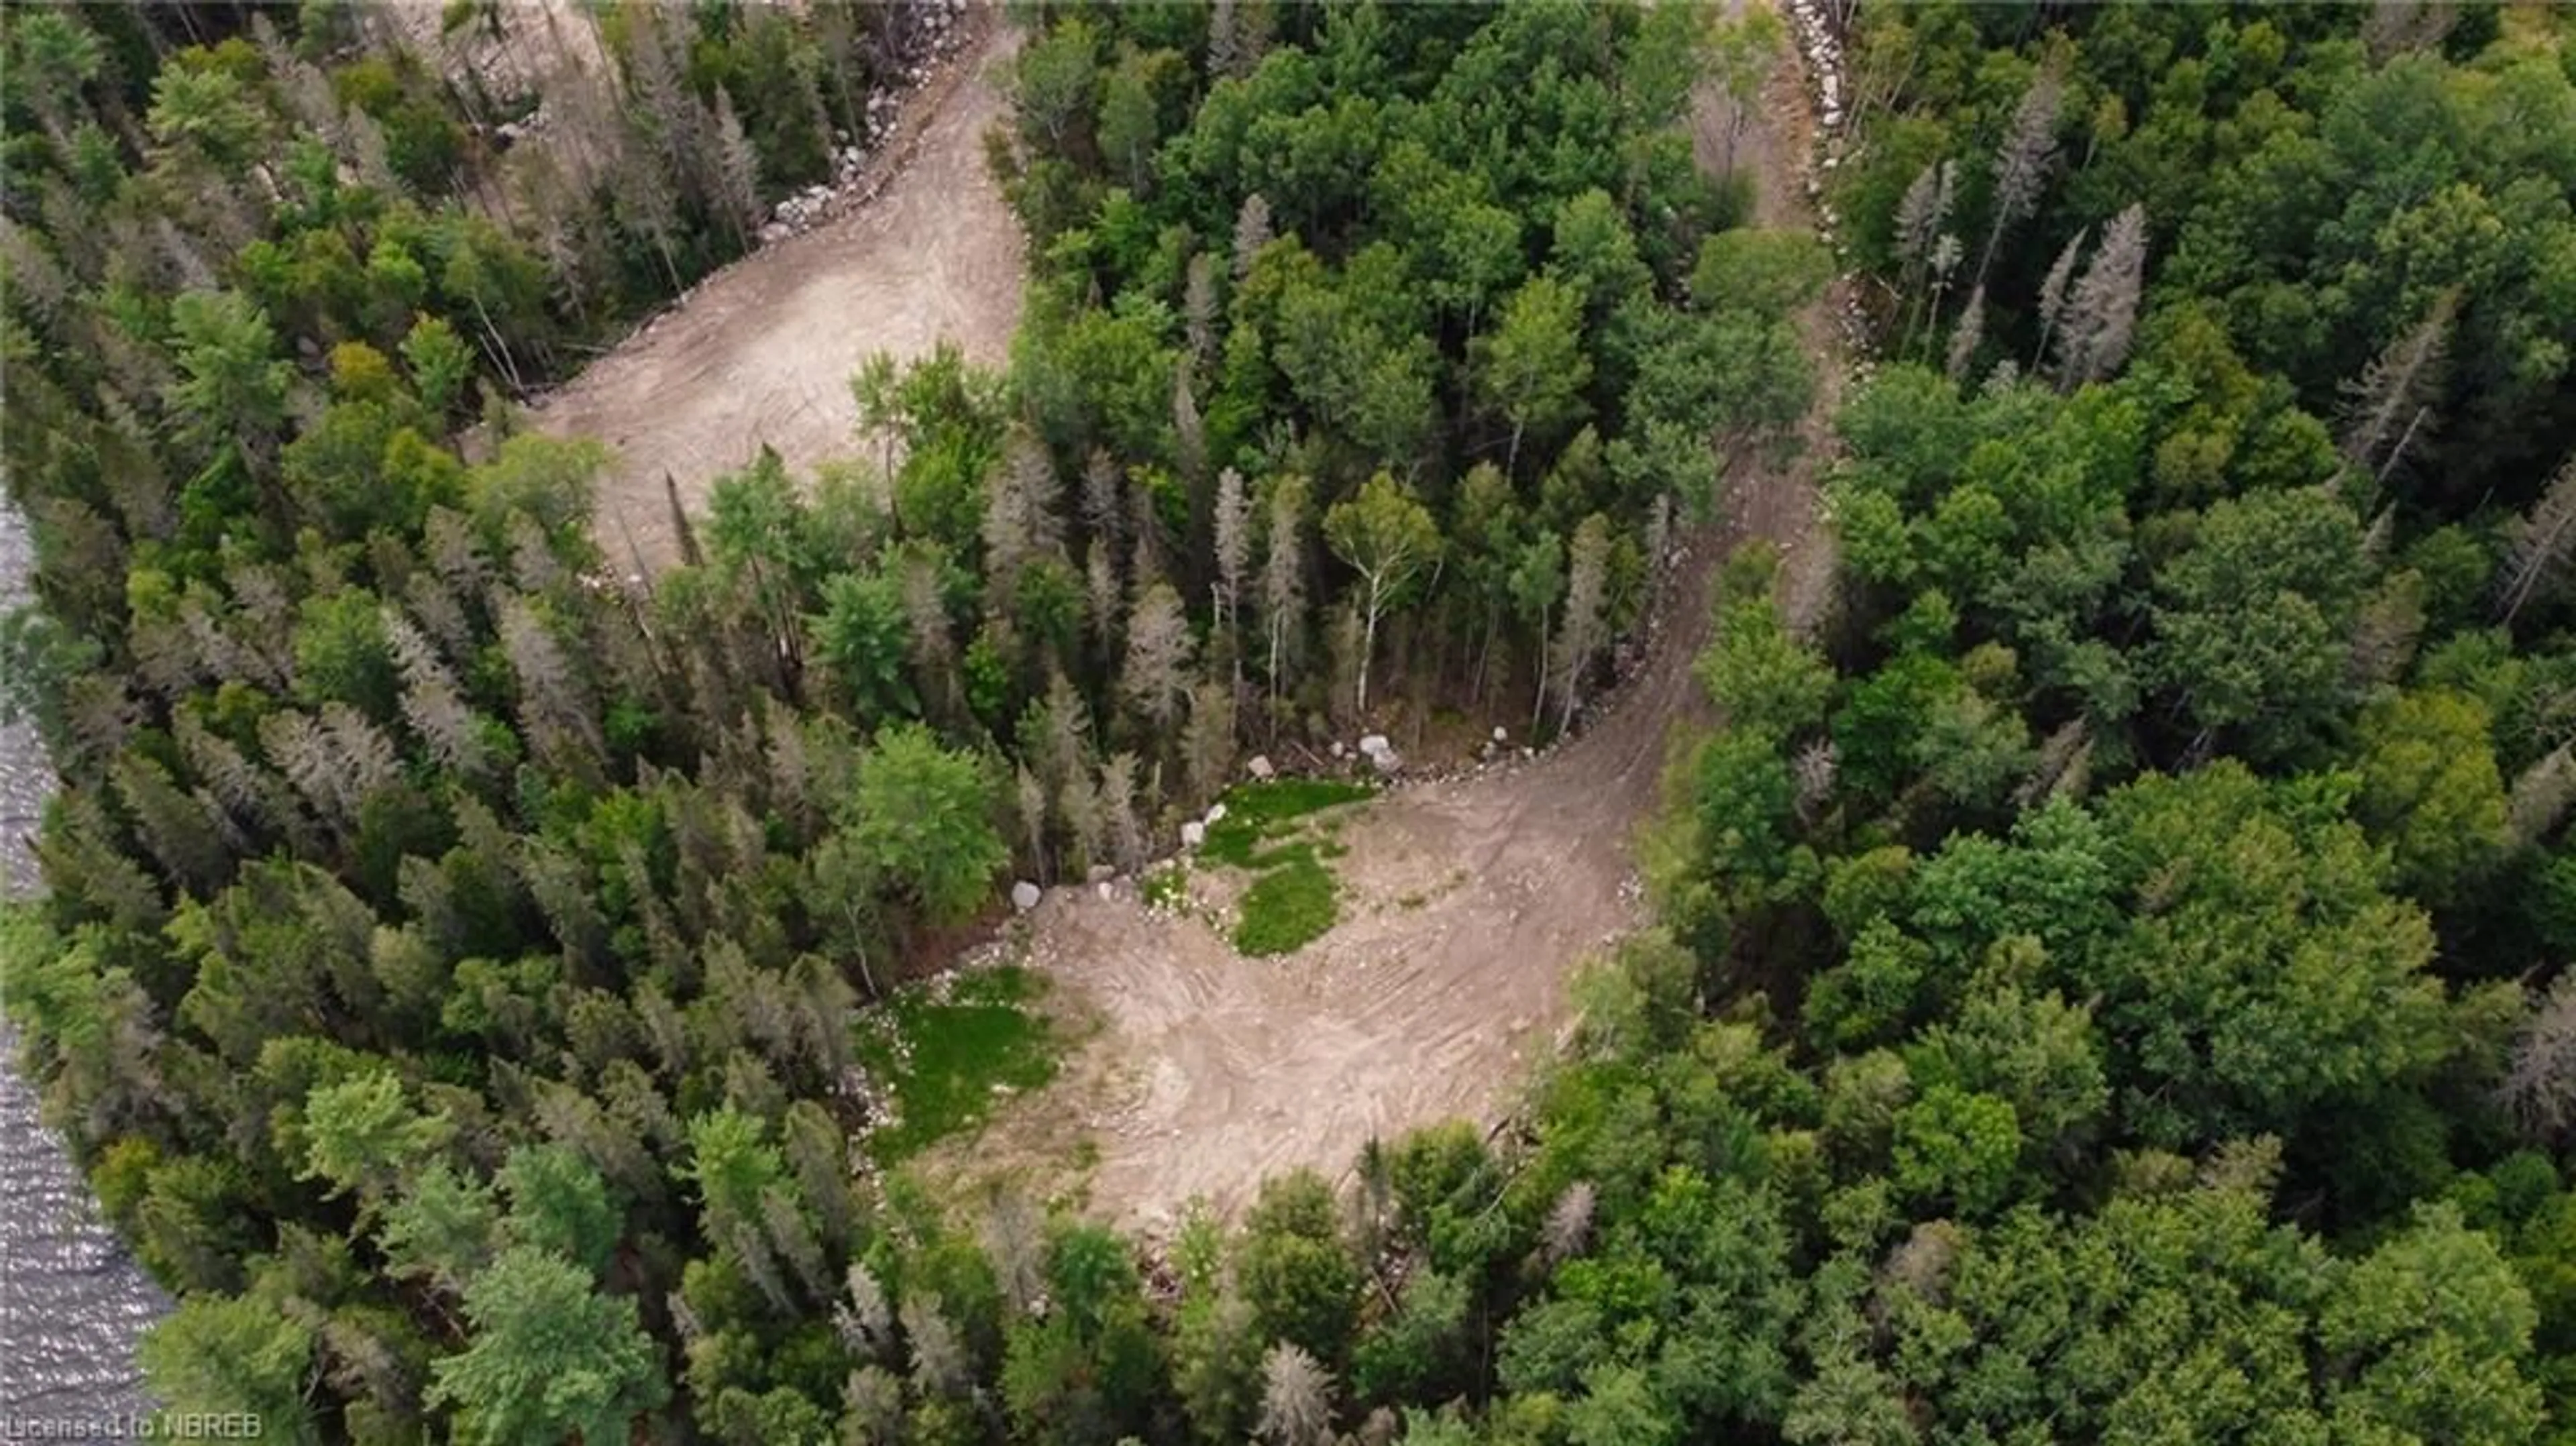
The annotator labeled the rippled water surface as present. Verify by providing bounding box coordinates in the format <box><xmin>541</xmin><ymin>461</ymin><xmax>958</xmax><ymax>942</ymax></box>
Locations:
<box><xmin>0</xmin><ymin>506</ymin><xmax>166</xmax><ymax>1413</ymax></box>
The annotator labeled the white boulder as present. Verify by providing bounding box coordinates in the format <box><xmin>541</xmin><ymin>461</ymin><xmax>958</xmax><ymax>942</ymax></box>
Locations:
<box><xmin>1010</xmin><ymin>881</ymin><xmax>1042</xmax><ymax>912</ymax></box>
<box><xmin>1206</xmin><ymin>802</ymin><xmax>1228</xmax><ymax>824</ymax></box>
<box><xmin>1246</xmin><ymin>755</ymin><xmax>1276</xmax><ymax>780</ymax></box>
<box><xmin>1181</xmin><ymin>820</ymin><xmax>1208</xmax><ymax>848</ymax></box>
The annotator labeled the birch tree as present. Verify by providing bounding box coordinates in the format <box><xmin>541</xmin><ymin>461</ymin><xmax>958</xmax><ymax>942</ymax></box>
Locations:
<box><xmin>1214</xmin><ymin>466</ymin><xmax>1252</xmax><ymax>688</ymax></box>
<box><xmin>1552</xmin><ymin>514</ymin><xmax>1614</xmax><ymax>736</ymax></box>
<box><xmin>1260</xmin><ymin>475</ymin><xmax>1311</xmax><ymax>718</ymax></box>
<box><xmin>1322</xmin><ymin>474</ymin><xmax>1440</xmax><ymax>720</ymax></box>
<box><xmin>1515</xmin><ymin>531</ymin><xmax>1566</xmax><ymax>737</ymax></box>
<box><xmin>1475</xmin><ymin>276</ymin><xmax>1591</xmax><ymax>473</ymax></box>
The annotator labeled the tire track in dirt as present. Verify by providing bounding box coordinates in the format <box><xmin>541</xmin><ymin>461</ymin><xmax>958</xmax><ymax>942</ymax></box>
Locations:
<box><xmin>949</xmin><ymin>3</ymin><xmax>1849</xmax><ymax>1234</ymax></box>
<box><xmin>533</xmin><ymin>18</ymin><xmax>1024</xmax><ymax>572</ymax></box>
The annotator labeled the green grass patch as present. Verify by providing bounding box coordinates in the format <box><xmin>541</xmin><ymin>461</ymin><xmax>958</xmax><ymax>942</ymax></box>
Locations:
<box><xmin>1201</xmin><ymin>779</ymin><xmax>1375</xmax><ymax>866</ymax></box>
<box><xmin>851</xmin><ymin>966</ymin><xmax>1057</xmax><ymax>1162</ymax></box>
<box><xmin>1197</xmin><ymin>779</ymin><xmax>1373</xmax><ymax>957</ymax></box>
<box><xmin>1141</xmin><ymin>860</ymin><xmax>1190</xmax><ymax>910</ymax></box>
<box><xmin>1231</xmin><ymin>852</ymin><xmax>1340</xmax><ymax>956</ymax></box>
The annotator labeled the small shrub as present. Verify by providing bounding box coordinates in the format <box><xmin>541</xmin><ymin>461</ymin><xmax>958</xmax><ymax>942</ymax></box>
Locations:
<box><xmin>1142</xmin><ymin>861</ymin><xmax>1190</xmax><ymax>911</ymax></box>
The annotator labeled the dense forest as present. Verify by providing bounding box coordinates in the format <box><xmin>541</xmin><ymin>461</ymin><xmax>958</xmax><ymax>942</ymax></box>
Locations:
<box><xmin>0</xmin><ymin>1</ymin><xmax>2572</xmax><ymax>1444</ymax></box>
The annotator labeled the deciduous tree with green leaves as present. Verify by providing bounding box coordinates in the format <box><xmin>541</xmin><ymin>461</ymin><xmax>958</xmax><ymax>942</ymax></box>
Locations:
<box><xmin>1322</xmin><ymin>474</ymin><xmax>1440</xmax><ymax>720</ymax></box>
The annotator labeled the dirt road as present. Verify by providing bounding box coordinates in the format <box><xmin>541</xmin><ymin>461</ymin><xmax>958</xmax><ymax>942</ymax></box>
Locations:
<box><xmin>534</xmin><ymin>21</ymin><xmax>1024</xmax><ymax>570</ymax></box>
<box><xmin>958</xmin><ymin>3</ymin><xmax>1847</xmax><ymax>1234</ymax></box>
<box><xmin>1695</xmin><ymin>0</ymin><xmax>1847</xmax><ymax>630</ymax></box>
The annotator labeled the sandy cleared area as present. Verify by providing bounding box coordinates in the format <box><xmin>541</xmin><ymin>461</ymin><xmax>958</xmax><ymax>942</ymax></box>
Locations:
<box><xmin>531</xmin><ymin>0</ymin><xmax>1845</xmax><ymax>1232</ymax></box>
<box><xmin>535</xmin><ymin>19</ymin><xmax>1025</xmax><ymax>570</ymax></box>
<box><xmin>951</xmin><ymin>1</ymin><xmax>1847</xmax><ymax>1235</ymax></box>
<box><xmin>981</xmin><ymin>563</ymin><xmax>1705</xmax><ymax>1235</ymax></box>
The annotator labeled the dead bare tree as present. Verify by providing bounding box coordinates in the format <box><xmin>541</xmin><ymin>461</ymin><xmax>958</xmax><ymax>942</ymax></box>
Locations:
<box><xmin>984</xmin><ymin>431</ymin><xmax>1066</xmax><ymax>599</ymax></box>
<box><xmin>2053</xmin><ymin>203</ymin><xmax>2147</xmax><ymax>390</ymax></box>
<box><xmin>2500</xmin><ymin>972</ymin><xmax>2576</xmax><ymax>1144</ymax></box>
<box><xmin>2498</xmin><ymin>453</ymin><xmax>2576</xmax><ymax>625</ymax></box>
<box><xmin>709</xmin><ymin>90</ymin><xmax>767</xmax><ymax>252</ymax></box>
<box><xmin>2508</xmin><ymin>743</ymin><xmax>2576</xmax><ymax>848</ymax></box>
<box><xmin>1539</xmin><ymin>1180</ymin><xmax>1597</xmax><ymax>1268</ymax></box>
<box><xmin>2338</xmin><ymin>291</ymin><xmax>2457</xmax><ymax>485</ymax></box>
<box><xmin>1233</xmin><ymin>192</ymin><xmax>1275</xmax><ymax>282</ymax></box>
<box><xmin>1973</xmin><ymin>64</ymin><xmax>2063</xmax><ymax>292</ymax></box>
<box><xmin>2363</xmin><ymin>0</ymin><xmax>2459</xmax><ymax>64</ymax></box>
<box><xmin>1121</xmin><ymin>581</ymin><xmax>1197</xmax><ymax>736</ymax></box>
<box><xmin>1893</xmin><ymin>159</ymin><xmax>1946</xmax><ymax>278</ymax></box>
<box><xmin>1173</xmin><ymin>359</ymin><xmax>1208</xmax><ymax>490</ymax></box>
<box><xmin>1185</xmin><ymin>252</ymin><xmax>1220</xmax><ymax>375</ymax></box>
<box><xmin>1256</xmin><ymin>1343</ymin><xmax>1336</xmax><ymax>1446</ymax></box>
<box><xmin>1260</xmin><ymin>476</ymin><xmax>1311</xmax><ymax>729</ymax></box>
<box><xmin>2345</xmin><ymin>571</ymin><xmax>2426</xmax><ymax>691</ymax></box>
<box><xmin>1945</xmin><ymin>284</ymin><xmax>1986</xmax><ymax>383</ymax></box>
<box><xmin>2029</xmin><ymin>226</ymin><xmax>2086</xmax><ymax>370</ymax></box>
<box><xmin>1214</xmin><ymin>466</ymin><xmax>1252</xmax><ymax>689</ymax></box>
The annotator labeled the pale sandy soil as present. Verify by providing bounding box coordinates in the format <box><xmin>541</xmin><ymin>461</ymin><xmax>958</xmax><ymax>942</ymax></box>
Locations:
<box><xmin>532</xmin><ymin>18</ymin><xmax>1025</xmax><ymax>570</ymax></box>
<box><xmin>956</xmin><ymin>567</ymin><xmax>1705</xmax><ymax>1233</ymax></box>
<box><xmin>927</xmin><ymin>0</ymin><xmax>1849</xmax><ymax>1235</ymax></box>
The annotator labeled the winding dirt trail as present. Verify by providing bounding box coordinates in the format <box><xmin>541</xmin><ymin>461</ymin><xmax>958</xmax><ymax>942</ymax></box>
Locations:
<box><xmin>533</xmin><ymin>18</ymin><xmax>1024</xmax><ymax>571</ymax></box>
<box><xmin>953</xmin><ymin>3</ymin><xmax>1847</xmax><ymax>1234</ymax></box>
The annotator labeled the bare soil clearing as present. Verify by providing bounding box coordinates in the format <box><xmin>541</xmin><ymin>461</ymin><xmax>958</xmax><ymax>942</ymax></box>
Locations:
<box><xmin>942</xmin><ymin>1</ymin><xmax>1848</xmax><ymax>1235</ymax></box>
<box><xmin>534</xmin><ymin>21</ymin><xmax>1024</xmax><ymax>570</ymax></box>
